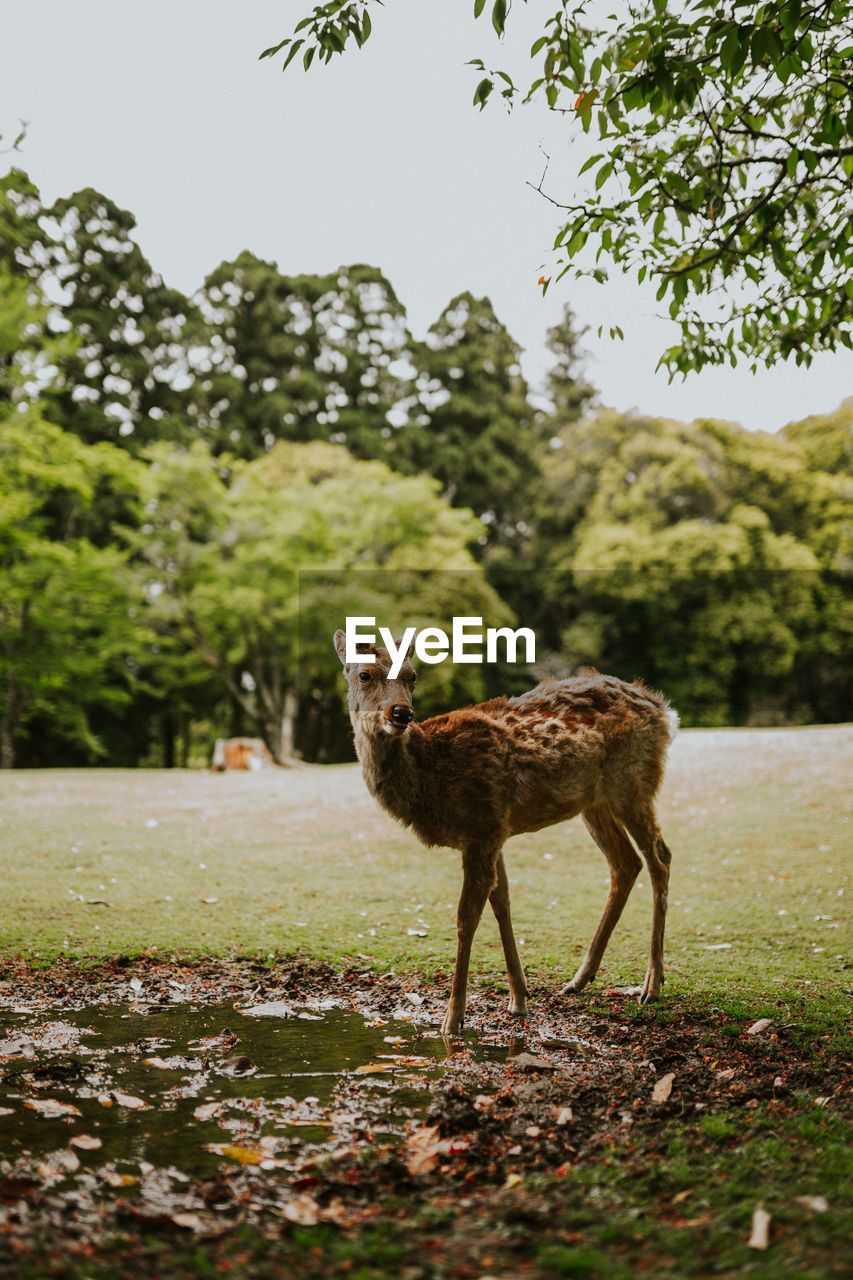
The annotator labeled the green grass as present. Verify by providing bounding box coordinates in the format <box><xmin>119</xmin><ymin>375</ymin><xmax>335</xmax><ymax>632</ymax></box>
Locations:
<box><xmin>0</xmin><ymin>726</ymin><xmax>850</xmax><ymax>1010</ymax></box>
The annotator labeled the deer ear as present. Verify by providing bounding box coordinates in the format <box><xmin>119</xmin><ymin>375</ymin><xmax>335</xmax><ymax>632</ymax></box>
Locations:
<box><xmin>395</xmin><ymin>632</ymin><xmax>416</xmax><ymax>662</ymax></box>
<box><xmin>333</xmin><ymin>629</ymin><xmax>348</xmax><ymax>666</ymax></box>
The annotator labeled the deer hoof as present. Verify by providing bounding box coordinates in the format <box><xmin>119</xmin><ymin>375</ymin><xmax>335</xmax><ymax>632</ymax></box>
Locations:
<box><xmin>638</xmin><ymin>992</ymin><xmax>661</xmax><ymax>1006</ymax></box>
<box><xmin>561</xmin><ymin>982</ymin><xmax>579</xmax><ymax>997</ymax></box>
<box><xmin>440</xmin><ymin>1012</ymin><xmax>464</xmax><ymax>1036</ymax></box>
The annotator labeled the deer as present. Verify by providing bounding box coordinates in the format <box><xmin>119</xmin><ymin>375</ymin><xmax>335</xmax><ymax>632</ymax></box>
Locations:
<box><xmin>334</xmin><ymin>629</ymin><xmax>678</xmax><ymax>1036</ymax></box>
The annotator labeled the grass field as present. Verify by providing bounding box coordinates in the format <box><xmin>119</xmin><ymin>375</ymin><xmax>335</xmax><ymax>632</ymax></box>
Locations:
<box><xmin>1</xmin><ymin>725</ymin><xmax>850</xmax><ymax>1006</ymax></box>
<box><xmin>1</xmin><ymin>726</ymin><xmax>850</xmax><ymax>1279</ymax></box>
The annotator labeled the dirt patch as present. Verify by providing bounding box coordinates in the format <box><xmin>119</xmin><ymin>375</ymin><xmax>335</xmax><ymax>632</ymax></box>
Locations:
<box><xmin>0</xmin><ymin>956</ymin><xmax>850</xmax><ymax>1278</ymax></box>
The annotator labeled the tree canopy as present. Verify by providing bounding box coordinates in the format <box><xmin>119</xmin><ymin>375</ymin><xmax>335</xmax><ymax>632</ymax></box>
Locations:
<box><xmin>0</xmin><ymin>166</ymin><xmax>850</xmax><ymax>764</ymax></box>
<box><xmin>262</xmin><ymin>0</ymin><xmax>853</xmax><ymax>376</ymax></box>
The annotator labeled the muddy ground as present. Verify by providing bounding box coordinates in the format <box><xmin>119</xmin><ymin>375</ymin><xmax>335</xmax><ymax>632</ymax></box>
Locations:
<box><xmin>0</xmin><ymin>956</ymin><xmax>850</xmax><ymax>1278</ymax></box>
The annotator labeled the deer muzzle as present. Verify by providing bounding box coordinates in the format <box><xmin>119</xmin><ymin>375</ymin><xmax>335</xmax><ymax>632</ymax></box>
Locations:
<box><xmin>384</xmin><ymin>703</ymin><xmax>414</xmax><ymax>734</ymax></box>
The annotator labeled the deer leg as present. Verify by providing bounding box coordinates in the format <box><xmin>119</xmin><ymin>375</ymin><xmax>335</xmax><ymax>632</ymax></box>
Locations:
<box><xmin>619</xmin><ymin>805</ymin><xmax>672</xmax><ymax>1004</ymax></box>
<box><xmin>441</xmin><ymin>848</ymin><xmax>498</xmax><ymax>1036</ymax></box>
<box><xmin>563</xmin><ymin>806</ymin><xmax>641</xmax><ymax>997</ymax></box>
<box><xmin>488</xmin><ymin>852</ymin><xmax>529</xmax><ymax>1016</ymax></box>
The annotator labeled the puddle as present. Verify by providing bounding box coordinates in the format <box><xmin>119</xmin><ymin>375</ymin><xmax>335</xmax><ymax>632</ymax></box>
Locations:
<box><xmin>0</xmin><ymin>1000</ymin><xmax>509</xmax><ymax>1185</ymax></box>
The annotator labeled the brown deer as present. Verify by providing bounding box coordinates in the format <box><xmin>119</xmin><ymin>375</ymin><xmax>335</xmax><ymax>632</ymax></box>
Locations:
<box><xmin>334</xmin><ymin>629</ymin><xmax>678</xmax><ymax>1035</ymax></box>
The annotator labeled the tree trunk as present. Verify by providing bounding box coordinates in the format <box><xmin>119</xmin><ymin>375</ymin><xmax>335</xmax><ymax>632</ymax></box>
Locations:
<box><xmin>280</xmin><ymin>687</ymin><xmax>296</xmax><ymax>764</ymax></box>
<box><xmin>265</xmin><ymin>688</ymin><xmax>296</xmax><ymax>765</ymax></box>
<box><xmin>1</xmin><ymin>674</ymin><xmax>23</xmax><ymax>769</ymax></box>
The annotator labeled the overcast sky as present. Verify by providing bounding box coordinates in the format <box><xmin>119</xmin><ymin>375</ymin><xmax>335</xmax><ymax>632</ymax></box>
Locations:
<box><xmin>4</xmin><ymin>0</ymin><xmax>850</xmax><ymax>432</ymax></box>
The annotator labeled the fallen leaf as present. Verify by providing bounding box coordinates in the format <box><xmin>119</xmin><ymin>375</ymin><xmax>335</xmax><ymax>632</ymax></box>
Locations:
<box><xmin>403</xmin><ymin>1124</ymin><xmax>469</xmax><ymax>1176</ymax></box>
<box><xmin>219</xmin><ymin>1055</ymin><xmax>257</xmax><ymax>1077</ymax></box>
<box><xmin>716</xmin><ymin>1067</ymin><xmax>736</xmax><ymax>1080</ymax></box>
<box><xmin>206</xmin><ymin>1144</ymin><xmax>264</xmax><ymax>1165</ymax></box>
<box><xmin>283</xmin><ymin>1194</ymin><xmax>321</xmax><ymax>1225</ymax></box>
<box><xmin>111</xmin><ymin>1091</ymin><xmax>150</xmax><ymax>1110</ymax></box>
<box><xmin>70</xmin><ymin>1134</ymin><xmax>102</xmax><ymax>1150</ymax></box>
<box><xmin>747</xmin><ymin>1205</ymin><xmax>770</xmax><ymax>1250</ymax></box>
<box><xmin>405</xmin><ymin>991</ymin><xmax>424</xmax><ymax>1006</ymax></box>
<box><xmin>524</xmin><ymin>1125</ymin><xmax>541</xmax><ymax>1137</ymax></box>
<box><xmin>474</xmin><ymin>1095</ymin><xmax>495</xmax><ymax>1112</ymax></box>
<box><xmin>38</xmin><ymin>1150</ymin><xmax>80</xmax><ymax>1177</ymax></box>
<box><xmin>507</xmin><ymin>1052</ymin><xmax>555</xmax><ymax>1073</ymax></box>
<box><xmin>130</xmin><ymin>977</ymin><xmax>143</xmax><ymax>992</ymax></box>
<box><xmin>193</xmin><ymin>1101</ymin><xmax>223</xmax><ymax>1121</ymax></box>
<box><xmin>795</xmin><ymin>1195</ymin><xmax>829</xmax><ymax>1213</ymax></box>
<box><xmin>171</xmin><ymin>1212</ymin><xmax>213</xmax><ymax>1231</ymax></box>
<box><xmin>24</xmin><ymin>1098</ymin><xmax>81</xmax><ymax>1118</ymax></box>
<box><xmin>747</xmin><ymin>1018</ymin><xmax>773</xmax><ymax>1035</ymax></box>
<box><xmin>143</xmin><ymin>1056</ymin><xmax>175</xmax><ymax>1069</ymax></box>
<box><xmin>503</xmin><ymin>1173</ymin><xmax>523</xmax><ymax>1189</ymax></box>
<box><xmin>652</xmin><ymin>1072</ymin><xmax>675</xmax><ymax>1103</ymax></box>
<box><xmin>200</xmin><ymin>897</ymin><xmax>219</xmax><ymax>904</ymax></box>
<box><xmin>553</xmin><ymin>1105</ymin><xmax>573</xmax><ymax>1126</ymax></box>
<box><xmin>99</xmin><ymin>1168</ymin><xmax>139</xmax><ymax>1187</ymax></box>
<box><xmin>241</xmin><ymin>1001</ymin><xmax>294</xmax><ymax>1018</ymax></box>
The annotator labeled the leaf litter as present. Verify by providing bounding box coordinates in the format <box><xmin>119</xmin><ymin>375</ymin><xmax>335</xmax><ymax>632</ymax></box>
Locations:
<box><xmin>0</xmin><ymin>956</ymin><xmax>849</xmax><ymax>1273</ymax></box>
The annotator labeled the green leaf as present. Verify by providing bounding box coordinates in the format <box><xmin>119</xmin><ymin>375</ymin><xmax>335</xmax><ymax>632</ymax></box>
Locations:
<box><xmin>578</xmin><ymin>153</ymin><xmax>604</xmax><ymax>176</ymax></box>
<box><xmin>492</xmin><ymin>0</ymin><xmax>507</xmax><ymax>37</ymax></box>
<box><xmin>474</xmin><ymin>0</ymin><xmax>487</xmax><ymax>16</ymax></box>
<box><xmin>282</xmin><ymin>40</ymin><xmax>305</xmax><ymax>71</ymax></box>
<box><xmin>473</xmin><ymin>78</ymin><xmax>493</xmax><ymax>108</ymax></box>
<box><xmin>259</xmin><ymin>38</ymin><xmax>290</xmax><ymax>61</ymax></box>
<box><xmin>595</xmin><ymin>161</ymin><xmax>614</xmax><ymax>190</ymax></box>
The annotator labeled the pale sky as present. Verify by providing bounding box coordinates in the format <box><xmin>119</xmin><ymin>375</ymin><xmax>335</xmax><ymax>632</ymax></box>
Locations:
<box><xmin>3</xmin><ymin>0</ymin><xmax>850</xmax><ymax>432</ymax></box>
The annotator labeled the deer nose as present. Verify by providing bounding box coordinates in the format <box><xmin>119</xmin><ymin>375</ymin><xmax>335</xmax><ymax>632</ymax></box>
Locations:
<box><xmin>388</xmin><ymin>704</ymin><xmax>414</xmax><ymax>726</ymax></box>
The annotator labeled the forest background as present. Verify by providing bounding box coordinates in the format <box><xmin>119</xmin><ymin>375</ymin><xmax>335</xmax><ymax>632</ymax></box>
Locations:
<box><xmin>1</xmin><ymin>166</ymin><xmax>851</xmax><ymax>771</ymax></box>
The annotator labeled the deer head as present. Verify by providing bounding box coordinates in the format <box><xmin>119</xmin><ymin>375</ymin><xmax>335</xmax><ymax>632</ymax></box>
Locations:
<box><xmin>334</xmin><ymin>629</ymin><xmax>417</xmax><ymax>738</ymax></box>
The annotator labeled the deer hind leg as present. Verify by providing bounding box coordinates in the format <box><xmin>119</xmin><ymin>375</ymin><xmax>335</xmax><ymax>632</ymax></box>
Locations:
<box><xmin>441</xmin><ymin>846</ymin><xmax>500</xmax><ymax>1036</ymax></box>
<box><xmin>618</xmin><ymin>803</ymin><xmax>672</xmax><ymax>1005</ymax></box>
<box><xmin>563</xmin><ymin>805</ymin><xmax>641</xmax><ymax>997</ymax></box>
<box><xmin>488</xmin><ymin>851</ymin><xmax>530</xmax><ymax>1017</ymax></box>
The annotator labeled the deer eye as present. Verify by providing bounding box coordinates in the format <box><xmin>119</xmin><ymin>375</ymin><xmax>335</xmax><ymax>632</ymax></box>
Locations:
<box><xmin>358</xmin><ymin>671</ymin><xmax>371</xmax><ymax>683</ymax></box>
<box><xmin>410</xmin><ymin>673</ymin><xmax>417</xmax><ymax>686</ymax></box>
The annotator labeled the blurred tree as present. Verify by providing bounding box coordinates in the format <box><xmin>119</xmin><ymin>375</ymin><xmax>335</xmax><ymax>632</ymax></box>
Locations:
<box><xmin>782</xmin><ymin>399</ymin><xmax>853</xmax><ymax>476</ymax></box>
<box><xmin>133</xmin><ymin>440</ymin><xmax>508</xmax><ymax>763</ymax></box>
<box><xmin>567</xmin><ymin>506</ymin><xmax>820</xmax><ymax>725</ymax></box>
<box><xmin>513</xmin><ymin>407</ymin><xmax>849</xmax><ymax>723</ymax></box>
<box><xmin>194</xmin><ymin>253</ymin><xmax>412</xmax><ymax>461</ymax></box>
<box><xmin>396</xmin><ymin>292</ymin><xmax>542</xmax><ymax>550</ymax></box>
<box><xmin>0</xmin><ymin>409</ymin><xmax>144</xmax><ymax>767</ymax></box>
<box><xmin>2</xmin><ymin>170</ymin><xmax>198</xmax><ymax>451</ymax></box>
<box><xmin>543</xmin><ymin>305</ymin><xmax>596</xmax><ymax>426</ymax></box>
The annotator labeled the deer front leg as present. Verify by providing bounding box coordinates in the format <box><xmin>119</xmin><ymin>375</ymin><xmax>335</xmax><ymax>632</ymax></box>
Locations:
<box><xmin>563</xmin><ymin>807</ymin><xmax>640</xmax><ymax>996</ymax></box>
<box><xmin>489</xmin><ymin>851</ymin><xmax>529</xmax><ymax>1017</ymax></box>
<box><xmin>441</xmin><ymin>849</ymin><xmax>497</xmax><ymax>1036</ymax></box>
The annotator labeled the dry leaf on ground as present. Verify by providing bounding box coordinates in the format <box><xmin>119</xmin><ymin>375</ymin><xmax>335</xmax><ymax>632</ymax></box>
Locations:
<box><xmin>652</xmin><ymin>1072</ymin><xmax>675</xmax><ymax>1103</ymax></box>
<box><xmin>24</xmin><ymin>1098</ymin><xmax>81</xmax><ymax>1118</ymax></box>
<box><xmin>748</xmin><ymin>1206</ymin><xmax>771</xmax><ymax>1249</ymax></box>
